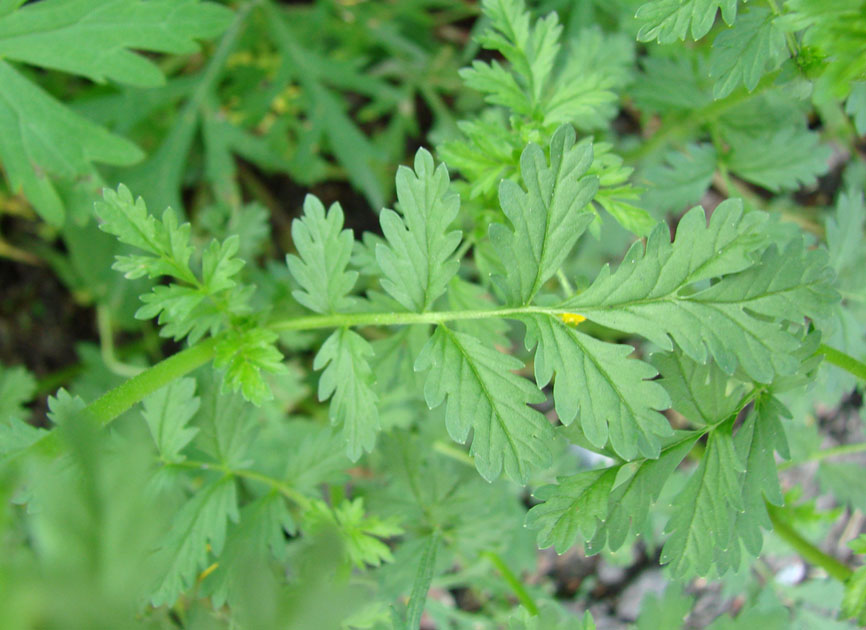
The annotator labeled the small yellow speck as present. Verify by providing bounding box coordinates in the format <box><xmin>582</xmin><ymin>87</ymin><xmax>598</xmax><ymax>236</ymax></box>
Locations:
<box><xmin>561</xmin><ymin>313</ymin><xmax>587</xmax><ymax>326</ymax></box>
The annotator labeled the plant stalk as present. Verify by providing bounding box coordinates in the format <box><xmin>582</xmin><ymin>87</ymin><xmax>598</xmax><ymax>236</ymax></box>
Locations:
<box><xmin>767</xmin><ymin>503</ymin><xmax>854</xmax><ymax>582</ymax></box>
<box><xmin>817</xmin><ymin>344</ymin><xmax>866</xmax><ymax>382</ymax></box>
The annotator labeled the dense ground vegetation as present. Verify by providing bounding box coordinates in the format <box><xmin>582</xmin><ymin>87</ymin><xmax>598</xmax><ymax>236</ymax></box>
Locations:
<box><xmin>1</xmin><ymin>0</ymin><xmax>865</xmax><ymax>628</ymax></box>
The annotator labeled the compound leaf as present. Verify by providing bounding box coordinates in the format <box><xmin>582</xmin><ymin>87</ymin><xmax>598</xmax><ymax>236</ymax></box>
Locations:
<box><xmin>415</xmin><ymin>326</ymin><xmax>553</xmax><ymax>483</ymax></box>
<box><xmin>376</xmin><ymin>148</ymin><xmax>462</xmax><ymax>312</ymax></box>
<box><xmin>202</xmin><ymin>492</ymin><xmax>294</xmax><ymax>609</ymax></box>
<box><xmin>468</xmin><ymin>0</ymin><xmax>561</xmax><ymax>111</ymax></box>
<box><xmin>214</xmin><ymin>328</ymin><xmax>287</xmax><ymax>406</ymax></box>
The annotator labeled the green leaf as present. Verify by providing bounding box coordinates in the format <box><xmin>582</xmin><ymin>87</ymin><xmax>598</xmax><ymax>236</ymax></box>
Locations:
<box><xmin>705</xmin><ymin>603</ymin><xmax>790</xmax><ymax>630</ymax></box>
<box><xmin>151</xmin><ymin>476</ymin><xmax>239</xmax><ymax>606</ymax></box>
<box><xmin>661</xmin><ymin>421</ymin><xmax>743</xmax><ymax>578</ymax></box>
<box><xmin>725</xmin><ymin>127</ymin><xmax>831</xmax><ymax>192</ymax></box>
<box><xmin>314</xmin><ymin>328</ymin><xmax>380</xmax><ymax>461</ymax></box>
<box><xmin>0</xmin><ymin>61</ymin><xmax>142</xmax><ymax>224</ymax></box>
<box><xmin>0</xmin><ymin>417</ymin><xmax>45</xmax><ymax>460</ymax></box>
<box><xmin>142</xmin><ymin>378</ymin><xmax>200</xmax><ymax>463</ymax></box>
<box><xmin>635</xmin><ymin>586</ymin><xmax>693</xmax><ymax>630</ymax></box>
<box><xmin>641</xmin><ymin>144</ymin><xmax>717</xmax><ymax>214</ymax></box>
<box><xmin>286</xmin><ymin>195</ymin><xmax>359</xmax><ymax>314</ymax></box>
<box><xmin>819</xmin><ymin>462</ymin><xmax>866</xmax><ymax>512</ymax></box>
<box><xmin>490</xmin><ymin>125</ymin><xmax>599</xmax><ymax>305</ymax></box>
<box><xmin>415</xmin><ymin>326</ymin><xmax>553</xmax><ymax>483</ymax></box>
<box><xmin>710</xmin><ymin>7</ymin><xmax>788</xmax><ymax>99</ymax></box>
<box><xmin>636</xmin><ymin>0</ymin><xmax>738</xmax><ymax>43</ymax></box>
<box><xmin>521</xmin><ymin>314</ymin><xmax>672</xmax><ymax>459</ymax></box>
<box><xmin>202</xmin><ymin>235</ymin><xmax>245</xmax><ymax>294</ymax></box>
<box><xmin>564</xmin><ymin>201</ymin><xmax>837</xmax><ymax>383</ymax></box>
<box><xmin>194</xmin><ymin>380</ymin><xmax>256</xmax><ymax>470</ymax></box>
<box><xmin>651</xmin><ymin>352</ymin><xmax>745</xmax><ymax>427</ymax></box>
<box><xmin>376</xmin><ymin>148</ymin><xmax>462</xmax><ymax>312</ymax></box>
<box><xmin>843</xmin><ymin>541</ymin><xmax>866</xmax><ymax>624</ymax></box>
<box><xmin>731</xmin><ymin>397</ymin><xmax>789</xmax><ymax>560</ymax></box>
<box><xmin>214</xmin><ymin>328</ymin><xmax>287</xmax><ymax>406</ymax></box>
<box><xmin>0</xmin><ymin>364</ymin><xmax>35</xmax><ymax>421</ymax></box>
<box><xmin>404</xmin><ymin>532</ymin><xmax>440</xmax><ymax>630</ymax></box>
<box><xmin>527</xmin><ymin>434</ymin><xmax>697</xmax><ymax>554</ymax></box>
<box><xmin>46</xmin><ymin>388</ymin><xmax>87</xmax><ymax>425</ymax></box>
<box><xmin>846</xmin><ymin>82</ymin><xmax>866</xmax><ymax>135</ymax></box>
<box><xmin>0</xmin><ymin>0</ymin><xmax>234</xmax><ymax>87</ymax></box>
<box><xmin>202</xmin><ymin>492</ymin><xmax>294</xmax><ymax>609</ymax></box>
<box><xmin>307</xmin><ymin>498</ymin><xmax>403</xmax><ymax>568</ymax></box>
<box><xmin>779</xmin><ymin>0</ymin><xmax>866</xmax><ymax>97</ymax></box>
<box><xmin>472</xmin><ymin>0</ymin><xmax>561</xmax><ymax>109</ymax></box>
<box><xmin>526</xmin><ymin>467</ymin><xmax>617</xmax><ymax>553</ymax></box>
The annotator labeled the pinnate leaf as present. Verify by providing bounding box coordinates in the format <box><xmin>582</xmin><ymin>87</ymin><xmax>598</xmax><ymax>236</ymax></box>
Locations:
<box><xmin>142</xmin><ymin>378</ymin><xmax>200</xmax><ymax>463</ymax></box>
<box><xmin>725</xmin><ymin>128</ymin><xmax>831</xmax><ymax>192</ymax></box>
<box><xmin>287</xmin><ymin>195</ymin><xmax>358</xmax><ymax>314</ymax></box>
<box><xmin>521</xmin><ymin>313</ymin><xmax>672</xmax><ymax>460</ymax></box>
<box><xmin>710</xmin><ymin>7</ymin><xmax>788</xmax><ymax>99</ymax></box>
<box><xmin>314</xmin><ymin>328</ymin><xmax>380</xmax><ymax>461</ymax></box>
<box><xmin>564</xmin><ymin>200</ymin><xmax>837</xmax><ymax>383</ymax></box>
<box><xmin>415</xmin><ymin>326</ymin><xmax>553</xmax><ymax>483</ymax></box>
<box><xmin>152</xmin><ymin>477</ymin><xmax>239</xmax><ymax>606</ymax></box>
<box><xmin>376</xmin><ymin>148</ymin><xmax>462</xmax><ymax>312</ymax></box>
<box><xmin>636</xmin><ymin>0</ymin><xmax>738</xmax><ymax>43</ymax></box>
<box><xmin>661</xmin><ymin>421</ymin><xmax>743</xmax><ymax>577</ymax></box>
<box><xmin>490</xmin><ymin>125</ymin><xmax>598</xmax><ymax>305</ymax></box>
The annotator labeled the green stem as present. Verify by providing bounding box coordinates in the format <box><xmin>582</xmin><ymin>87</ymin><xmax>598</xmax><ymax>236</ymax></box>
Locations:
<box><xmin>778</xmin><ymin>442</ymin><xmax>866</xmax><ymax>471</ymax></box>
<box><xmin>817</xmin><ymin>344</ymin><xmax>866</xmax><ymax>381</ymax></box>
<box><xmin>481</xmin><ymin>551</ymin><xmax>539</xmax><ymax>616</ymax></box>
<box><xmin>269</xmin><ymin>306</ymin><xmax>564</xmax><ymax>331</ymax></box>
<box><xmin>170</xmin><ymin>458</ymin><xmax>311</xmax><ymax>511</ymax></box>
<box><xmin>85</xmin><ymin>338</ymin><xmax>219</xmax><ymax>426</ymax></box>
<box><xmin>767</xmin><ymin>503</ymin><xmax>853</xmax><ymax>582</ymax></box>
<box><xmin>97</xmin><ymin>305</ymin><xmax>145</xmax><ymax>378</ymax></box>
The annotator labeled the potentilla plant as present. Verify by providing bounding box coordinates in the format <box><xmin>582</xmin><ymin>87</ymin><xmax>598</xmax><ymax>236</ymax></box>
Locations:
<box><xmin>1</xmin><ymin>0</ymin><xmax>865</xmax><ymax>628</ymax></box>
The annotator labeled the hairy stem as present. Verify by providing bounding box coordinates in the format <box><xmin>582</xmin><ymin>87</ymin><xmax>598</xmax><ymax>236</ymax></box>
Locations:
<box><xmin>85</xmin><ymin>338</ymin><xmax>219</xmax><ymax>426</ymax></box>
<box><xmin>767</xmin><ymin>503</ymin><xmax>853</xmax><ymax>582</ymax></box>
<box><xmin>269</xmin><ymin>306</ymin><xmax>563</xmax><ymax>331</ymax></box>
<box><xmin>818</xmin><ymin>344</ymin><xmax>866</xmax><ymax>381</ymax></box>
